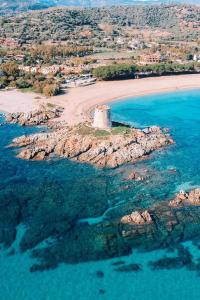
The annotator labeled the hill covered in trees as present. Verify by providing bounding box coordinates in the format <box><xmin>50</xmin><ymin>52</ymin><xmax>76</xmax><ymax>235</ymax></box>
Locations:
<box><xmin>1</xmin><ymin>4</ymin><xmax>200</xmax><ymax>45</ymax></box>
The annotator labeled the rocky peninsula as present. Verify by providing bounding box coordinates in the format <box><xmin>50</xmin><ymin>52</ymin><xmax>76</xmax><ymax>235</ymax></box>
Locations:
<box><xmin>6</xmin><ymin>106</ymin><xmax>174</xmax><ymax>168</ymax></box>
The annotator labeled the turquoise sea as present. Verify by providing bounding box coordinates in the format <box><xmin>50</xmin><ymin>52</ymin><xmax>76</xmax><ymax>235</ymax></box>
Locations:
<box><xmin>1</xmin><ymin>89</ymin><xmax>200</xmax><ymax>299</ymax></box>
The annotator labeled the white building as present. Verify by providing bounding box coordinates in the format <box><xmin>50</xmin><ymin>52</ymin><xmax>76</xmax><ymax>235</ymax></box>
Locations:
<box><xmin>93</xmin><ymin>105</ymin><xmax>112</xmax><ymax>129</ymax></box>
<box><xmin>193</xmin><ymin>54</ymin><xmax>200</xmax><ymax>62</ymax></box>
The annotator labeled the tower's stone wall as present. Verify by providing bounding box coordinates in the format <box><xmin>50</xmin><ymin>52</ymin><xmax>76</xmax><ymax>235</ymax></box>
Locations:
<box><xmin>92</xmin><ymin>105</ymin><xmax>112</xmax><ymax>129</ymax></box>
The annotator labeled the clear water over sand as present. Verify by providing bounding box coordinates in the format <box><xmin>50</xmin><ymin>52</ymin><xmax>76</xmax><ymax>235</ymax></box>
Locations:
<box><xmin>1</xmin><ymin>89</ymin><xmax>200</xmax><ymax>299</ymax></box>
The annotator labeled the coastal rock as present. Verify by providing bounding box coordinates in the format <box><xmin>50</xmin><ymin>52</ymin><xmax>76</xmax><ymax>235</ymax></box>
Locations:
<box><xmin>9</xmin><ymin>123</ymin><xmax>174</xmax><ymax>168</ymax></box>
<box><xmin>169</xmin><ymin>189</ymin><xmax>200</xmax><ymax>207</ymax></box>
<box><xmin>6</xmin><ymin>106</ymin><xmax>64</xmax><ymax>126</ymax></box>
<box><xmin>127</xmin><ymin>171</ymin><xmax>144</xmax><ymax>181</ymax></box>
<box><xmin>121</xmin><ymin>210</ymin><xmax>152</xmax><ymax>225</ymax></box>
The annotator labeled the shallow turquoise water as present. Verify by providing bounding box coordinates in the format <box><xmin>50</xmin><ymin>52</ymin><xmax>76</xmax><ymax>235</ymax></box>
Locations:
<box><xmin>1</xmin><ymin>89</ymin><xmax>200</xmax><ymax>299</ymax></box>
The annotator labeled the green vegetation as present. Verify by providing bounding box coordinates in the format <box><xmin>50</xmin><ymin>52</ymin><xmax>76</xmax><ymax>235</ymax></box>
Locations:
<box><xmin>137</xmin><ymin>62</ymin><xmax>197</xmax><ymax>73</ymax></box>
<box><xmin>1</xmin><ymin>5</ymin><xmax>200</xmax><ymax>46</ymax></box>
<box><xmin>25</xmin><ymin>45</ymin><xmax>93</xmax><ymax>65</ymax></box>
<box><xmin>94</xmin><ymin>129</ymin><xmax>110</xmax><ymax>137</ymax></box>
<box><xmin>76</xmin><ymin>124</ymin><xmax>96</xmax><ymax>136</ymax></box>
<box><xmin>92</xmin><ymin>62</ymin><xmax>200</xmax><ymax>80</ymax></box>
<box><xmin>0</xmin><ymin>61</ymin><xmax>61</xmax><ymax>97</ymax></box>
<box><xmin>111</xmin><ymin>126</ymin><xmax>131</xmax><ymax>135</ymax></box>
<box><xmin>93</xmin><ymin>64</ymin><xmax>136</xmax><ymax>80</ymax></box>
<box><xmin>76</xmin><ymin>123</ymin><xmax>133</xmax><ymax>138</ymax></box>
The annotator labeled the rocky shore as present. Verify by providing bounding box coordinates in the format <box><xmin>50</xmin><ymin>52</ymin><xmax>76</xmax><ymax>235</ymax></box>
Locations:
<box><xmin>6</xmin><ymin>105</ymin><xmax>64</xmax><ymax>126</ymax></box>
<box><xmin>7</xmin><ymin>107</ymin><xmax>174</xmax><ymax>168</ymax></box>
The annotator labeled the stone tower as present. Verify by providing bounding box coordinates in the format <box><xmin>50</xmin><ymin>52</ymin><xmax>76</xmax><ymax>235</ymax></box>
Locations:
<box><xmin>92</xmin><ymin>105</ymin><xmax>112</xmax><ymax>129</ymax></box>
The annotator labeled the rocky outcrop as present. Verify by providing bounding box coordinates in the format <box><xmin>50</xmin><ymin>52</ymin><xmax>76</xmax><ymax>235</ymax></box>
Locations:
<box><xmin>121</xmin><ymin>210</ymin><xmax>152</xmax><ymax>225</ymax></box>
<box><xmin>169</xmin><ymin>189</ymin><xmax>200</xmax><ymax>207</ymax></box>
<box><xmin>9</xmin><ymin>124</ymin><xmax>174</xmax><ymax>168</ymax></box>
<box><xmin>126</xmin><ymin>171</ymin><xmax>145</xmax><ymax>181</ymax></box>
<box><xmin>6</xmin><ymin>106</ymin><xmax>64</xmax><ymax>126</ymax></box>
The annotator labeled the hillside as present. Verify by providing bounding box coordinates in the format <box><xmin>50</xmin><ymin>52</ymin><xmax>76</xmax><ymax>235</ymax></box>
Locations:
<box><xmin>1</xmin><ymin>4</ymin><xmax>200</xmax><ymax>45</ymax></box>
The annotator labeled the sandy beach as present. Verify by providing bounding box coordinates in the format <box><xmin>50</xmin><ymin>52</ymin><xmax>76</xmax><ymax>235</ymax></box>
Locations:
<box><xmin>0</xmin><ymin>89</ymin><xmax>46</xmax><ymax>114</ymax></box>
<box><xmin>1</xmin><ymin>74</ymin><xmax>200</xmax><ymax>124</ymax></box>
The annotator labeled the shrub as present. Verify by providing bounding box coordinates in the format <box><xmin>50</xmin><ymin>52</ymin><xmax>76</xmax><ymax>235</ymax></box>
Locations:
<box><xmin>16</xmin><ymin>78</ymin><xmax>31</xmax><ymax>89</ymax></box>
<box><xmin>0</xmin><ymin>76</ymin><xmax>8</xmax><ymax>89</ymax></box>
<box><xmin>42</xmin><ymin>83</ymin><xmax>61</xmax><ymax>97</ymax></box>
<box><xmin>1</xmin><ymin>62</ymin><xmax>19</xmax><ymax>77</ymax></box>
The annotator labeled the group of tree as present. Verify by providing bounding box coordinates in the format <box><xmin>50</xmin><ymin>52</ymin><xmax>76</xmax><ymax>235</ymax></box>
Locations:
<box><xmin>0</xmin><ymin>61</ymin><xmax>61</xmax><ymax>97</ymax></box>
<box><xmin>28</xmin><ymin>45</ymin><xmax>93</xmax><ymax>61</ymax></box>
<box><xmin>1</xmin><ymin>5</ymin><xmax>200</xmax><ymax>46</ymax></box>
<box><xmin>92</xmin><ymin>64</ymin><xmax>136</xmax><ymax>80</ymax></box>
<box><xmin>92</xmin><ymin>62</ymin><xmax>199</xmax><ymax>80</ymax></box>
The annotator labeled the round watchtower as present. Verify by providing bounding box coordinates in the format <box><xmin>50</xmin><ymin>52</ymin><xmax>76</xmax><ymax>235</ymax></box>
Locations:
<box><xmin>92</xmin><ymin>105</ymin><xmax>112</xmax><ymax>129</ymax></box>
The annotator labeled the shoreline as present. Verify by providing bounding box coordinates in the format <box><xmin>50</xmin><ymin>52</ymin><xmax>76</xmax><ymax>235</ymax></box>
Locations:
<box><xmin>86</xmin><ymin>84</ymin><xmax>200</xmax><ymax>122</ymax></box>
<box><xmin>52</xmin><ymin>74</ymin><xmax>200</xmax><ymax>125</ymax></box>
<box><xmin>1</xmin><ymin>74</ymin><xmax>200</xmax><ymax>124</ymax></box>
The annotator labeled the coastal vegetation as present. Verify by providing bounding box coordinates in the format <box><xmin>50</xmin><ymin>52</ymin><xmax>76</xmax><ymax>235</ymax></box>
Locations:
<box><xmin>0</xmin><ymin>61</ymin><xmax>61</xmax><ymax>96</ymax></box>
<box><xmin>92</xmin><ymin>64</ymin><xmax>136</xmax><ymax>80</ymax></box>
<box><xmin>75</xmin><ymin>124</ymin><xmax>131</xmax><ymax>137</ymax></box>
<box><xmin>92</xmin><ymin>62</ymin><xmax>199</xmax><ymax>80</ymax></box>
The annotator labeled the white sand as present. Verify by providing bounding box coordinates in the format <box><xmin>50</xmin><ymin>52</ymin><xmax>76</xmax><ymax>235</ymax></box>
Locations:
<box><xmin>0</xmin><ymin>89</ymin><xmax>45</xmax><ymax>114</ymax></box>
<box><xmin>1</xmin><ymin>74</ymin><xmax>200</xmax><ymax>123</ymax></box>
<box><xmin>52</xmin><ymin>74</ymin><xmax>200</xmax><ymax>125</ymax></box>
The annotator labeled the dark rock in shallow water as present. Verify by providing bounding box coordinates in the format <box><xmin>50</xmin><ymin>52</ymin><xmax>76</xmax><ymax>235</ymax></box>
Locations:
<box><xmin>149</xmin><ymin>245</ymin><xmax>193</xmax><ymax>271</ymax></box>
<box><xmin>149</xmin><ymin>256</ymin><xmax>185</xmax><ymax>270</ymax></box>
<box><xmin>114</xmin><ymin>263</ymin><xmax>142</xmax><ymax>272</ymax></box>
<box><xmin>96</xmin><ymin>270</ymin><xmax>104</xmax><ymax>278</ymax></box>
<box><xmin>111</xmin><ymin>261</ymin><xmax>125</xmax><ymax>266</ymax></box>
<box><xmin>30</xmin><ymin>261</ymin><xmax>58</xmax><ymax>272</ymax></box>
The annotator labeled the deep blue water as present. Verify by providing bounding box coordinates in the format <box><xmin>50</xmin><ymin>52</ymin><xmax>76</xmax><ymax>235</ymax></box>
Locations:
<box><xmin>1</xmin><ymin>89</ymin><xmax>200</xmax><ymax>299</ymax></box>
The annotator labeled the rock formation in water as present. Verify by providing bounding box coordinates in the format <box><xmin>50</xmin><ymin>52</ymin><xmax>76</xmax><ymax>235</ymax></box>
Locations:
<box><xmin>6</xmin><ymin>106</ymin><xmax>64</xmax><ymax>126</ymax></box>
<box><xmin>8</xmin><ymin>120</ymin><xmax>174</xmax><ymax>168</ymax></box>
<box><xmin>25</xmin><ymin>187</ymin><xmax>200</xmax><ymax>271</ymax></box>
<box><xmin>121</xmin><ymin>210</ymin><xmax>152</xmax><ymax>225</ymax></box>
<box><xmin>169</xmin><ymin>189</ymin><xmax>200</xmax><ymax>207</ymax></box>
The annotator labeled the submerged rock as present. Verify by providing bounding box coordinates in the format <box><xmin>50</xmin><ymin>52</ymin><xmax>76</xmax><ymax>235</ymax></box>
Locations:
<box><xmin>114</xmin><ymin>263</ymin><xmax>142</xmax><ymax>272</ymax></box>
<box><xmin>126</xmin><ymin>171</ymin><xmax>145</xmax><ymax>182</ymax></box>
